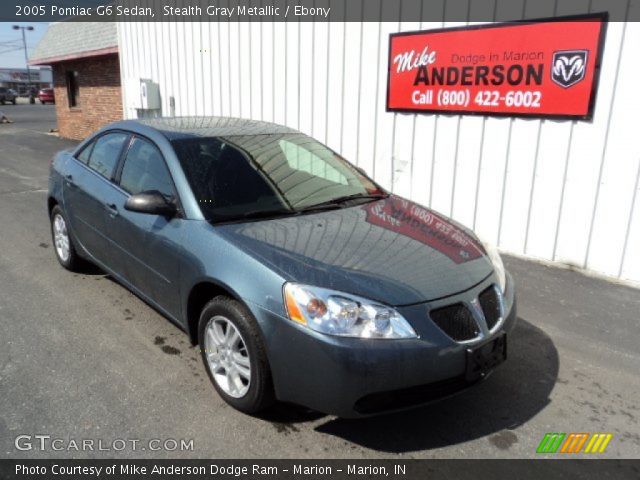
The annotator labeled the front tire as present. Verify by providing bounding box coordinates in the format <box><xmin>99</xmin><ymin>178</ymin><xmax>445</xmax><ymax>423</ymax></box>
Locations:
<box><xmin>50</xmin><ymin>205</ymin><xmax>81</xmax><ymax>271</ymax></box>
<box><xmin>198</xmin><ymin>296</ymin><xmax>274</xmax><ymax>414</ymax></box>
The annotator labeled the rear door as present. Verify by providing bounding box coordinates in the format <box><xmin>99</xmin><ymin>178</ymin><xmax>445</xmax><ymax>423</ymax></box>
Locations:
<box><xmin>106</xmin><ymin>136</ymin><xmax>184</xmax><ymax>318</ymax></box>
<box><xmin>62</xmin><ymin>131</ymin><xmax>130</xmax><ymax>266</ymax></box>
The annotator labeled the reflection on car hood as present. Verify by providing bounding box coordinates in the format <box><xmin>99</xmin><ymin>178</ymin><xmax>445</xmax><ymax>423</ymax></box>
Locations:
<box><xmin>216</xmin><ymin>195</ymin><xmax>494</xmax><ymax>306</ymax></box>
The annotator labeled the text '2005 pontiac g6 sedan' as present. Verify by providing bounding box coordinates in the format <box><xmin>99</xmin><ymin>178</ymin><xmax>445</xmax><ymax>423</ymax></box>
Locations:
<box><xmin>48</xmin><ymin>117</ymin><xmax>516</xmax><ymax>418</ymax></box>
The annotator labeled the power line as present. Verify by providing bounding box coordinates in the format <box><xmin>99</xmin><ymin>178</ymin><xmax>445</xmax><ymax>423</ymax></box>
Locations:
<box><xmin>0</xmin><ymin>46</ymin><xmax>23</xmax><ymax>55</ymax></box>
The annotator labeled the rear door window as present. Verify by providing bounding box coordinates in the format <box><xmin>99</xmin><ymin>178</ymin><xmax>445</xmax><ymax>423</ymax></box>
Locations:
<box><xmin>76</xmin><ymin>142</ymin><xmax>94</xmax><ymax>164</ymax></box>
<box><xmin>86</xmin><ymin>132</ymin><xmax>129</xmax><ymax>179</ymax></box>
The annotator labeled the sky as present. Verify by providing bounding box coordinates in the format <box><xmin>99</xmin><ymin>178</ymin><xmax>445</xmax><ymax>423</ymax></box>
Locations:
<box><xmin>0</xmin><ymin>22</ymin><xmax>49</xmax><ymax>69</ymax></box>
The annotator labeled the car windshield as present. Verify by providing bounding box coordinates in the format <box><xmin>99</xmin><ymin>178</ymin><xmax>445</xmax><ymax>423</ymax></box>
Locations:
<box><xmin>172</xmin><ymin>133</ymin><xmax>386</xmax><ymax>222</ymax></box>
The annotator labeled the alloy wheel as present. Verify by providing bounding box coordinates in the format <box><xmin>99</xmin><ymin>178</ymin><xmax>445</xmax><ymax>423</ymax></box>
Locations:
<box><xmin>53</xmin><ymin>214</ymin><xmax>70</xmax><ymax>263</ymax></box>
<box><xmin>204</xmin><ymin>316</ymin><xmax>251</xmax><ymax>398</ymax></box>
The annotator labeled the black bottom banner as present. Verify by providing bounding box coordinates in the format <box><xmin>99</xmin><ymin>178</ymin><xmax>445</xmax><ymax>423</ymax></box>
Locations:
<box><xmin>0</xmin><ymin>459</ymin><xmax>638</xmax><ymax>480</ymax></box>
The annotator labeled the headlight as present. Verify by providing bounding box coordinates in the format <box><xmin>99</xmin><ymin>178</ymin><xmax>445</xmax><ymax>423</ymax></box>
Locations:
<box><xmin>283</xmin><ymin>283</ymin><xmax>417</xmax><ymax>339</ymax></box>
<box><xmin>481</xmin><ymin>240</ymin><xmax>506</xmax><ymax>293</ymax></box>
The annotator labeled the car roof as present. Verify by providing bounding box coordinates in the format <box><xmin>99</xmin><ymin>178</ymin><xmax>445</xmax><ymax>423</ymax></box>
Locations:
<box><xmin>110</xmin><ymin>116</ymin><xmax>300</xmax><ymax>140</ymax></box>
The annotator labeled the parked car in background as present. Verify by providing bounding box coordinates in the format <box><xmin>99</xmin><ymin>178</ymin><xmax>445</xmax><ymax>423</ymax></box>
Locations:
<box><xmin>0</xmin><ymin>87</ymin><xmax>17</xmax><ymax>105</ymax></box>
<box><xmin>47</xmin><ymin>117</ymin><xmax>516</xmax><ymax>418</ymax></box>
<box><xmin>38</xmin><ymin>88</ymin><xmax>55</xmax><ymax>104</ymax></box>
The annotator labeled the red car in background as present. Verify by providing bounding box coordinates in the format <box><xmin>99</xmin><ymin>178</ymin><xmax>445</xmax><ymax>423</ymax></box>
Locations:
<box><xmin>38</xmin><ymin>88</ymin><xmax>55</xmax><ymax>104</ymax></box>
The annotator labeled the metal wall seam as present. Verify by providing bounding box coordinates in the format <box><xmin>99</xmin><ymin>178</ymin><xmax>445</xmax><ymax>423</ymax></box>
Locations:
<box><xmin>323</xmin><ymin>7</ymin><xmax>331</xmax><ymax>146</ymax></box>
<box><xmin>584</xmin><ymin>1</ymin><xmax>631</xmax><ymax>269</ymax></box>
<box><xmin>449</xmin><ymin>0</ymin><xmax>471</xmax><ymax>219</ymax></box>
<box><xmin>339</xmin><ymin>17</ymin><xmax>347</xmax><ymax>154</ymax></box>
<box><xmin>354</xmin><ymin>0</ymin><xmax>364</xmax><ymax>167</ymax></box>
<box><xmin>523</xmin><ymin>121</ymin><xmax>544</xmax><ymax>254</ymax></box>
<box><xmin>428</xmin><ymin>1</ymin><xmax>447</xmax><ymax>208</ymax></box>
<box><xmin>391</xmin><ymin>1</ymin><xmax>402</xmax><ymax>193</ymax></box>
<box><xmin>552</xmin><ymin>121</ymin><xmax>575</xmax><ymax>261</ymax></box>
<box><xmin>618</xmin><ymin>160</ymin><xmax>640</xmax><ymax>277</ymax></box>
<box><xmin>496</xmin><ymin>119</ymin><xmax>514</xmax><ymax>247</ymax></box>
<box><xmin>371</xmin><ymin>7</ymin><xmax>382</xmax><ymax>180</ymax></box>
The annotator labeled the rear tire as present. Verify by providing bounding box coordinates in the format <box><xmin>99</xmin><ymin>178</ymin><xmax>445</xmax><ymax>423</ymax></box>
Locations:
<box><xmin>50</xmin><ymin>205</ymin><xmax>82</xmax><ymax>271</ymax></box>
<box><xmin>198</xmin><ymin>296</ymin><xmax>275</xmax><ymax>414</ymax></box>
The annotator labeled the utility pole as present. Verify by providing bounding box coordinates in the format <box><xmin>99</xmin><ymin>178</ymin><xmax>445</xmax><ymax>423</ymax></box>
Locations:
<box><xmin>12</xmin><ymin>25</ymin><xmax>34</xmax><ymax>99</ymax></box>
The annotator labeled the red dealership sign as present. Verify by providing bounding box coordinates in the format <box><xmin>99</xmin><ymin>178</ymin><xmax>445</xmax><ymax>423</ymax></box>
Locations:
<box><xmin>386</xmin><ymin>14</ymin><xmax>607</xmax><ymax>120</ymax></box>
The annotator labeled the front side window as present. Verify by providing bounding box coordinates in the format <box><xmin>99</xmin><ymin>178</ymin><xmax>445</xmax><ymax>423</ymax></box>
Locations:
<box><xmin>86</xmin><ymin>132</ymin><xmax>129</xmax><ymax>179</ymax></box>
<box><xmin>172</xmin><ymin>133</ymin><xmax>384</xmax><ymax>222</ymax></box>
<box><xmin>119</xmin><ymin>137</ymin><xmax>175</xmax><ymax>198</ymax></box>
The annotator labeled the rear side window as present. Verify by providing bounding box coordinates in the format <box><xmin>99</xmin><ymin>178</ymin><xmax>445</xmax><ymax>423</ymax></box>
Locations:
<box><xmin>86</xmin><ymin>132</ymin><xmax>129</xmax><ymax>179</ymax></box>
<box><xmin>119</xmin><ymin>137</ymin><xmax>175</xmax><ymax>198</ymax></box>
<box><xmin>76</xmin><ymin>142</ymin><xmax>94</xmax><ymax>164</ymax></box>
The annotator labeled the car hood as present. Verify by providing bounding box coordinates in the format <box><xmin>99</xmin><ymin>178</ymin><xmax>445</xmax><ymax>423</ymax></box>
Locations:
<box><xmin>216</xmin><ymin>195</ymin><xmax>494</xmax><ymax>306</ymax></box>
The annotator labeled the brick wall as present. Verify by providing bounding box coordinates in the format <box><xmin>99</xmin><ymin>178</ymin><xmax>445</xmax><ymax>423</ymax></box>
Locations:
<box><xmin>52</xmin><ymin>54</ymin><xmax>122</xmax><ymax>140</ymax></box>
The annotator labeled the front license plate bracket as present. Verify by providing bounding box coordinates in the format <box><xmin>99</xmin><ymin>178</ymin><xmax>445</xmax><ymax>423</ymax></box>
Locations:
<box><xmin>465</xmin><ymin>333</ymin><xmax>507</xmax><ymax>382</ymax></box>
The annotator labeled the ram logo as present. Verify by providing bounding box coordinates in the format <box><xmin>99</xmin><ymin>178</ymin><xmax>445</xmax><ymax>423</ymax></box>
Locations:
<box><xmin>551</xmin><ymin>50</ymin><xmax>588</xmax><ymax>88</ymax></box>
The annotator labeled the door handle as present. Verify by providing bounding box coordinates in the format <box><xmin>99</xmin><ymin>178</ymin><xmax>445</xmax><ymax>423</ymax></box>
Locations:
<box><xmin>64</xmin><ymin>174</ymin><xmax>76</xmax><ymax>188</ymax></box>
<box><xmin>105</xmin><ymin>203</ymin><xmax>119</xmax><ymax>218</ymax></box>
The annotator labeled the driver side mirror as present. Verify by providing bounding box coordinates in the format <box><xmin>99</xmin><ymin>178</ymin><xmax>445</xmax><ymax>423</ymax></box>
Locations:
<box><xmin>124</xmin><ymin>191</ymin><xmax>177</xmax><ymax>217</ymax></box>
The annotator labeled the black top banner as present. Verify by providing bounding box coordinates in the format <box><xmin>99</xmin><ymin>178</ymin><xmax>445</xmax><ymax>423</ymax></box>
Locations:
<box><xmin>0</xmin><ymin>0</ymin><xmax>637</xmax><ymax>22</ymax></box>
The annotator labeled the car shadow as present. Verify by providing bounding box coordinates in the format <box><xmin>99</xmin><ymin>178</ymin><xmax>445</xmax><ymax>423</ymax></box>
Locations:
<box><xmin>76</xmin><ymin>261</ymin><xmax>105</xmax><ymax>276</ymax></box>
<box><xmin>305</xmin><ymin>317</ymin><xmax>558</xmax><ymax>453</ymax></box>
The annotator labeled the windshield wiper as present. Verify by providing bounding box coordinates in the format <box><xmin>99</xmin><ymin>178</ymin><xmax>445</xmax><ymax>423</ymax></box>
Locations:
<box><xmin>240</xmin><ymin>208</ymin><xmax>298</xmax><ymax>220</ymax></box>
<box><xmin>298</xmin><ymin>193</ymin><xmax>389</xmax><ymax>212</ymax></box>
<box><xmin>212</xmin><ymin>207</ymin><xmax>298</xmax><ymax>224</ymax></box>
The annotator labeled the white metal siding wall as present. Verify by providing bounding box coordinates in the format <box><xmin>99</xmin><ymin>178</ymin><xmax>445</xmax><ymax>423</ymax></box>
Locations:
<box><xmin>117</xmin><ymin>0</ymin><xmax>640</xmax><ymax>285</ymax></box>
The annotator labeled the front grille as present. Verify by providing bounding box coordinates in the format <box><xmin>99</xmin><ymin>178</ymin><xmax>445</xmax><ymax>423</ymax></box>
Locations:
<box><xmin>430</xmin><ymin>303</ymin><xmax>480</xmax><ymax>341</ymax></box>
<box><xmin>478</xmin><ymin>286</ymin><xmax>502</xmax><ymax>331</ymax></box>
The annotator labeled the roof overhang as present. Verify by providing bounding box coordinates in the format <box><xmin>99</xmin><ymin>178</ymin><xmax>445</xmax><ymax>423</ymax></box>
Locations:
<box><xmin>30</xmin><ymin>46</ymin><xmax>118</xmax><ymax>66</ymax></box>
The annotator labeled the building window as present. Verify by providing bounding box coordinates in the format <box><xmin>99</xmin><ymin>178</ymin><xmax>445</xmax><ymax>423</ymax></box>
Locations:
<box><xmin>66</xmin><ymin>70</ymin><xmax>79</xmax><ymax>107</ymax></box>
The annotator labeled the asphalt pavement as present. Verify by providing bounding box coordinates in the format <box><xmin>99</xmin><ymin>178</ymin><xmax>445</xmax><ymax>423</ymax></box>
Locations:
<box><xmin>0</xmin><ymin>104</ymin><xmax>638</xmax><ymax>459</ymax></box>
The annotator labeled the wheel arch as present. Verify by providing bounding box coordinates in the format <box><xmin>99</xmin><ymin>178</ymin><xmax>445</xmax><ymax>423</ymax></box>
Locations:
<box><xmin>47</xmin><ymin>196</ymin><xmax>58</xmax><ymax>217</ymax></box>
<box><xmin>186</xmin><ymin>280</ymin><xmax>243</xmax><ymax>345</ymax></box>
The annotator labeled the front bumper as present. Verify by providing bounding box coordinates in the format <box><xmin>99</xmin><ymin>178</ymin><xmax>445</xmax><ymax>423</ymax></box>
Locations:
<box><xmin>255</xmin><ymin>272</ymin><xmax>517</xmax><ymax>418</ymax></box>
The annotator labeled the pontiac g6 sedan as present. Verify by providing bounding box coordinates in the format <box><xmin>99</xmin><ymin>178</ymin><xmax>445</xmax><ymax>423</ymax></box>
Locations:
<box><xmin>48</xmin><ymin>117</ymin><xmax>516</xmax><ymax>417</ymax></box>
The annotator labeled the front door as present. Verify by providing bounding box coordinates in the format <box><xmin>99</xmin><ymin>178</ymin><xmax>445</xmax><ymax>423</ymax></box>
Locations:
<box><xmin>107</xmin><ymin>136</ymin><xmax>184</xmax><ymax>319</ymax></box>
